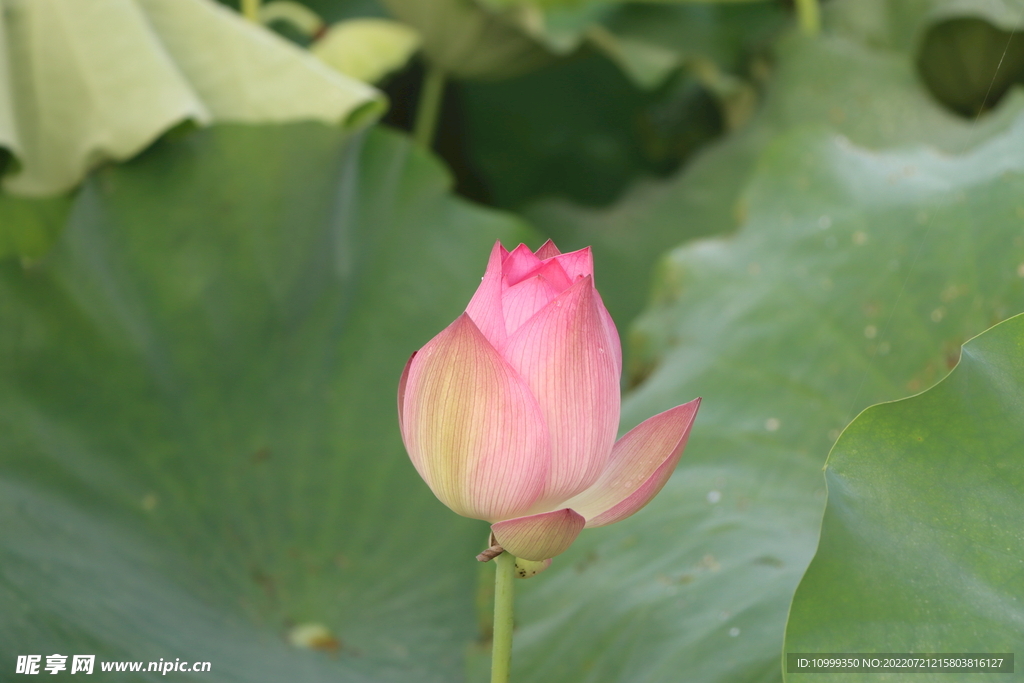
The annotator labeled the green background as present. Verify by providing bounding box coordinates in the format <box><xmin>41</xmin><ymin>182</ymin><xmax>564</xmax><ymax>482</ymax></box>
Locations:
<box><xmin>1</xmin><ymin>0</ymin><xmax>1022</xmax><ymax>681</ymax></box>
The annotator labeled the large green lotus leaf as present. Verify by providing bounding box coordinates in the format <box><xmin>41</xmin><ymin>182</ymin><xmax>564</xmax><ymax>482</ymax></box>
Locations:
<box><xmin>373</xmin><ymin>0</ymin><xmax>783</xmax><ymax>87</ymax></box>
<box><xmin>377</xmin><ymin>0</ymin><xmax>553</xmax><ymax>80</ymax></box>
<box><xmin>917</xmin><ymin>16</ymin><xmax>1024</xmax><ymax>117</ymax></box>
<box><xmin>784</xmin><ymin>312</ymin><xmax>1024</xmax><ymax>681</ymax></box>
<box><xmin>826</xmin><ymin>0</ymin><xmax>1024</xmax><ymax>54</ymax></box>
<box><xmin>527</xmin><ymin>8</ymin><xmax>1024</xmax><ymax>329</ymax></box>
<box><xmin>0</xmin><ymin>193</ymin><xmax>72</xmax><ymax>261</ymax></box>
<box><xmin>472</xmin><ymin>0</ymin><xmax>785</xmax><ymax>91</ymax></box>
<box><xmin>508</xmin><ymin>114</ymin><xmax>1024</xmax><ymax>683</ymax></box>
<box><xmin>457</xmin><ymin>0</ymin><xmax>789</xmax><ymax>217</ymax></box>
<box><xmin>824</xmin><ymin>0</ymin><xmax>1024</xmax><ymax>118</ymax></box>
<box><xmin>0</xmin><ymin>0</ymin><xmax>383</xmax><ymax>197</ymax></box>
<box><xmin>590</xmin><ymin>1</ymin><xmax>787</xmax><ymax>90</ymax></box>
<box><xmin>0</xmin><ymin>124</ymin><xmax>537</xmax><ymax>681</ymax></box>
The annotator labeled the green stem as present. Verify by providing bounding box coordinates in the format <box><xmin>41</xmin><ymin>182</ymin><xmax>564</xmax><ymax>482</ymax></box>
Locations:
<box><xmin>795</xmin><ymin>0</ymin><xmax>820</xmax><ymax>36</ymax></box>
<box><xmin>491</xmin><ymin>552</ymin><xmax>516</xmax><ymax>683</ymax></box>
<box><xmin>414</xmin><ymin>64</ymin><xmax>446</xmax><ymax>150</ymax></box>
<box><xmin>241</xmin><ymin>0</ymin><xmax>260</xmax><ymax>22</ymax></box>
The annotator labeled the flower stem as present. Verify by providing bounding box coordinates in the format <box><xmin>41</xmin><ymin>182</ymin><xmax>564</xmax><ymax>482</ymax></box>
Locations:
<box><xmin>414</xmin><ymin>63</ymin><xmax>446</xmax><ymax>150</ymax></box>
<box><xmin>795</xmin><ymin>0</ymin><xmax>820</xmax><ymax>36</ymax></box>
<box><xmin>241</xmin><ymin>0</ymin><xmax>261</xmax><ymax>22</ymax></box>
<box><xmin>491</xmin><ymin>552</ymin><xmax>516</xmax><ymax>683</ymax></box>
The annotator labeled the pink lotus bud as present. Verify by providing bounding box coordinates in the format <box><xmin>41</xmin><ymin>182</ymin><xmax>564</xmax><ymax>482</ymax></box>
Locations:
<box><xmin>398</xmin><ymin>241</ymin><xmax>700</xmax><ymax>562</ymax></box>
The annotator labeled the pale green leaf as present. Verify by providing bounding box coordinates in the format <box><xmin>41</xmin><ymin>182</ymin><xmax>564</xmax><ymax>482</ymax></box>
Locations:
<box><xmin>260</xmin><ymin>0</ymin><xmax>325</xmax><ymax>35</ymax></box>
<box><xmin>784</xmin><ymin>312</ymin><xmax>1024</xmax><ymax>681</ymax></box>
<box><xmin>312</xmin><ymin>18</ymin><xmax>420</xmax><ymax>84</ymax></box>
<box><xmin>0</xmin><ymin>0</ymin><xmax>384</xmax><ymax>197</ymax></box>
<box><xmin>0</xmin><ymin>6</ymin><xmax>19</xmax><ymax>168</ymax></box>
<box><xmin>378</xmin><ymin>0</ymin><xmax>553</xmax><ymax>80</ymax></box>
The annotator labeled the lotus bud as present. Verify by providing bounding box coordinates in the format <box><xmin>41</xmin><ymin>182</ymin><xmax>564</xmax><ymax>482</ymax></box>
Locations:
<box><xmin>398</xmin><ymin>241</ymin><xmax>700</xmax><ymax>563</ymax></box>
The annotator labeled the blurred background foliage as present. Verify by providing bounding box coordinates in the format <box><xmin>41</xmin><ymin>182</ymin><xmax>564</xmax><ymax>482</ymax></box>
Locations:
<box><xmin>1</xmin><ymin>0</ymin><xmax>1023</xmax><ymax>682</ymax></box>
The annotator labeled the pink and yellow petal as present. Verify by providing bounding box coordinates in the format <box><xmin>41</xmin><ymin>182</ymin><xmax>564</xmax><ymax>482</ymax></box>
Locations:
<box><xmin>563</xmin><ymin>398</ymin><xmax>701</xmax><ymax>528</ymax></box>
<box><xmin>594</xmin><ymin>289</ymin><xmax>622</xmax><ymax>374</ymax></box>
<box><xmin>397</xmin><ymin>351</ymin><xmax>415</xmax><ymax>435</ymax></box>
<box><xmin>491</xmin><ymin>508</ymin><xmax>585</xmax><ymax>561</ymax></box>
<box><xmin>401</xmin><ymin>314</ymin><xmax>550</xmax><ymax>521</ymax></box>
<box><xmin>503</xmin><ymin>277</ymin><xmax>621</xmax><ymax>509</ymax></box>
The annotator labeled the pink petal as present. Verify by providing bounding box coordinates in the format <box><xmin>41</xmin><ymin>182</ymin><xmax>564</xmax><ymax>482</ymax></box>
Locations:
<box><xmin>401</xmin><ymin>314</ymin><xmax>550</xmax><ymax>522</ymax></box>
<box><xmin>533</xmin><ymin>239</ymin><xmax>561</xmax><ymax>261</ymax></box>
<box><xmin>594</xmin><ymin>289</ymin><xmax>622</xmax><ymax>375</ymax></box>
<box><xmin>503</xmin><ymin>277</ymin><xmax>621</xmax><ymax>509</ymax></box>
<box><xmin>502</xmin><ymin>243</ymin><xmax>544</xmax><ymax>287</ymax></box>
<box><xmin>465</xmin><ymin>241</ymin><xmax>508</xmax><ymax>351</ymax></box>
<box><xmin>552</xmin><ymin>246</ymin><xmax>593</xmax><ymax>282</ymax></box>
<box><xmin>563</xmin><ymin>398</ymin><xmax>701</xmax><ymax>528</ymax></box>
<box><xmin>491</xmin><ymin>508</ymin><xmax>586</xmax><ymax>561</ymax></box>
<box><xmin>501</xmin><ymin>259</ymin><xmax>573</xmax><ymax>335</ymax></box>
<box><xmin>397</xmin><ymin>351</ymin><xmax>415</xmax><ymax>435</ymax></box>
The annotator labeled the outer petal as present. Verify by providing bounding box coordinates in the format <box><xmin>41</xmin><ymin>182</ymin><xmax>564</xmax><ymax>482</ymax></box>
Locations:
<box><xmin>500</xmin><ymin>259</ymin><xmax>572</xmax><ymax>335</ymax></box>
<box><xmin>594</xmin><ymin>289</ymin><xmax>622</xmax><ymax>375</ymax></box>
<box><xmin>550</xmin><ymin>245</ymin><xmax>621</xmax><ymax>372</ymax></box>
<box><xmin>533</xmin><ymin>239</ymin><xmax>561</xmax><ymax>261</ymax></box>
<box><xmin>503</xmin><ymin>276</ymin><xmax>621</xmax><ymax>509</ymax></box>
<box><xmin>465</xmin><ymin>241</ymin><xmax>508</xmax><ymax>351</ymax></box>
<box><xmin>562</xmin><ymin>398</ymin><xmax>701</xmax><ymax>528</ymax></box>
<box><xmin>491</xmin><ymin>508</ymin><xmax>585</xmax><ymax>561</ymax></box>
<box><xmin>397</xmin><ymin>351</ymin><xmax>414</xmax><ymax>435</ymax></box>
<box><xmin>401</xmin><ymin>314</ymin><xmax>550</xmax><ymax>521</ymax></box>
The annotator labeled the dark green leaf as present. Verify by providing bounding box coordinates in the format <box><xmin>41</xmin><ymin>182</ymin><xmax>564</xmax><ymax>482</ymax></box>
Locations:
<box><xmin>377</xmin><ymin>0</ymin><xmax>553</xmax><ymax>80</ymax></box>
<box><xmin>459</xmin><ymin>52</ymin><xmax>722</xmax><ymax>209</ymax></box>
<box><xmin>919</xmin><ymin>17</ymin><xmax>1024</xmax><ymax>117</ymax></box>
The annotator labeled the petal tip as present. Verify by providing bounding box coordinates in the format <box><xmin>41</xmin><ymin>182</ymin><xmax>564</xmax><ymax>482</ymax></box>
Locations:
<box><xmin>534</xmin><ymin>239</ymin><xmax>562</xmax><ymax>260</ymax></box>
<box><xmin>562</xmin><ymin>398</ymin><xmax>701</xmax><ymax>528</ymax></box>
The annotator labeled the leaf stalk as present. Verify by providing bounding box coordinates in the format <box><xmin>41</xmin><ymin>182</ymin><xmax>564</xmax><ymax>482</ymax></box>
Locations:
<box><xmin>241</xmin><ymin>0</ymin><xmax>261</xmax><ymax>22</ymax></box>
<box><xmin>414</xmin><ymin>63</ymin><xmax>447</xmax><ymax>150</ymax></box>
<box><xmin>795</xmin><ymin>0</ymin><xmax>821</xmax><ymax>36</ymax></box>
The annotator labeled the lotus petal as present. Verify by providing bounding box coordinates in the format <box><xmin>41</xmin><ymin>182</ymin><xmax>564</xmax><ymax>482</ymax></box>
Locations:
<box><xmin>400</xmin><ymin>314</ymin><xmax>550</xmax><ymax>521</ymax></box>
<box><xmin>552</xmin><ymin>246</ymin><xmax>593</xmax><ymax>282</ymax></box>
<box><xmin>504</xmin><ymin>277</ymin><xmax>620</xmax><ymax>508</ymax></box>
<box><xmin>502</xmin><ymin>243</ymin><xmax>544</xmax><ymax>286</ymax></box>
<box><xmin>533</xmin><ymin>239</ymin><xmax>561</xmax><ymax>260</ymax></box>
<box><xmin>563</xmin><ymin>398</ymin><xmax>701</xmax><ymax>528</ymax></box>
<box><xmin>465</xmin><ymin>241</ymin><xmax>509</xmax><ymax>351</ymax></box>
<box><xmin>501</xmin><ymin>258</ymin><xmax>572</xmax><ymax>335</ymax></box>
<box><xmin>491</xmin><ymin>508</ymin><xmax>585</xmax><ymax>561</ymax></box>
